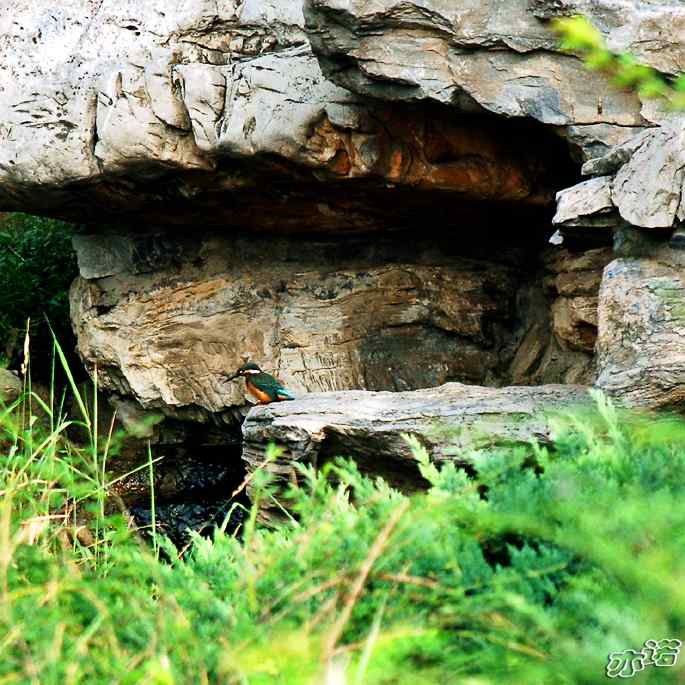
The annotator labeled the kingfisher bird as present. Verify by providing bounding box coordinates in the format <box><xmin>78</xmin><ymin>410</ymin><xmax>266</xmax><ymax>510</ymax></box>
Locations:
<box><xmin>226</xmin><ymin>362</ymin><xmax>295</xmax><ymax>404</ymax></box>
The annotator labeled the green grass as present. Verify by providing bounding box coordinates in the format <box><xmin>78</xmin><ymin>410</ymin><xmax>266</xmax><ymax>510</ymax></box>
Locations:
<box><xmin>1</xmin><ymin>347</ymin><xmax>685</xmax><ymax>683</ymax></box>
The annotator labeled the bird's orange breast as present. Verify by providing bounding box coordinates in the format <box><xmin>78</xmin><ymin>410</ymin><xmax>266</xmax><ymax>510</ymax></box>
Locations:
<box><xmin>246</xmin><ymin>380</ymin><xmax>273</xmax><ymax>404</ymax></box>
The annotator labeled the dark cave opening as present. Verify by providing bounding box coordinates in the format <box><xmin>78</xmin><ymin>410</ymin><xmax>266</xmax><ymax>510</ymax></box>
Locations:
<box><xmin>115</xmin><ymin>420</ymin><xmax>249</xmax><ymax>550</ymax></box>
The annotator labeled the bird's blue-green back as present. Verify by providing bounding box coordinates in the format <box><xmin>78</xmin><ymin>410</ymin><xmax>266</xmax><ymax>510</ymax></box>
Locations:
<box><xmin>251</xmin><ymin>372</ymin><xmax>295</xmax><ymax>400</ymax></box>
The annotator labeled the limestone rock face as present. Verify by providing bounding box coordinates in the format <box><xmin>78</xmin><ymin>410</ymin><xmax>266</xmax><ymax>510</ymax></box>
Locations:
<box><xmin>8</xmin><ymin>0</ymin><xmax>685</xmax><ymax>513</ymax></box>
<box><xmin>596</xmin><ymin>253</ymin><xmax>685</xmax><ymax>410</ymax></box>
<box><xmin>71</xmin><ymin>230</ymin><xmax>601</xmax><ymax>417</ymax></box>
<box><xmin>546</xmin><ymin>247</ymin><xmax>612</xmax><ymax>355</ymax></box>
<box><xmin>241</xmin><ymin>382</ymin><xmax>591</xmax><ymax>521</ymax></box>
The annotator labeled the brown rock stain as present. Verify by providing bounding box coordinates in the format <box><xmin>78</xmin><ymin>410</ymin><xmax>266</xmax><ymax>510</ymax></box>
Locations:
<box><xmin>302</xmin><ymin>105</ymin><xmax>566</xmax><ymax>207</ymax></box>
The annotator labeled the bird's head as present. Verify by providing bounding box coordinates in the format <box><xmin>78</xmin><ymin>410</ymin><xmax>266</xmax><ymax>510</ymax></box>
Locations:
<box><xmin>226</xmin><ymin>362</ymin><xmax>262</xmax><ymax>381</ymax></box>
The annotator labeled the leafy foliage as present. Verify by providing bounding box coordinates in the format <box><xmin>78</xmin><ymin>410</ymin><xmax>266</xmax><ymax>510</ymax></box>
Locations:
<box><xmin>553</xmin><ymin>16</ymin><xmax>685</xmax><ymax>110</ymax></box>
<box><xmin>2</xmin><ymin>357</ymin><xmax>685</xmax><ymax>683</ymax></box>
<box><xmin>0</xmin><ymin>213</ymin><xmax>78</xmax><ymax>368</ymax></box>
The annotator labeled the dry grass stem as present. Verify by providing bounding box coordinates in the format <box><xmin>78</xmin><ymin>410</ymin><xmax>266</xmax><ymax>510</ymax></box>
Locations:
<box><xmin>322</xmin><ymin>499</ymin><xmax>410</xmax><ymax>662</ymax></box>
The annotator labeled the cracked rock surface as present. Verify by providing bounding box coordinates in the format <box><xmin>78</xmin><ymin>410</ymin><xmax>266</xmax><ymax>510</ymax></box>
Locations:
<box><xmin>70</xmin><ymin>230</ymin><xmax>608</xmax><ymax>416</ymax></box>
<box><xmin>241</xmin><ymin>382</ymin><xmax>591</xmax><ymax>521</ymax></box>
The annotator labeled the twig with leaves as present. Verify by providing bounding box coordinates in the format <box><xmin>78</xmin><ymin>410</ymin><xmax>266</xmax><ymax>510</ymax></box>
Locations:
<box><xmin>553</xmin><ymin>16</ymin><xmax>685</xmax><ymax>110</ymax></box>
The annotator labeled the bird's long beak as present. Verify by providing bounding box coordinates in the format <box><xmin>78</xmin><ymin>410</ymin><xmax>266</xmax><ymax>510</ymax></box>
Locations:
<box><xmin>225</xmin><ymin>373</ymin><xmax>239</xmax><ymax>382</ymax></box>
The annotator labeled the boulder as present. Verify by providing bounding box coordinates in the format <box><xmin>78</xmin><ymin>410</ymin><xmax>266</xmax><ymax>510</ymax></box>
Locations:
<box><xmin>611</xmin><ymin>123</ymin><xmax>685</xmax><ymax>230</ymax></box>
<box><xmin>580</xmin><ymin>129</ymin><xmax>653</xmax><ymax>177</ymax></box>
<box><xmin>553</xmin><ymin>177</ymin><xmax>614</xmax><ymax>227</ymax></box>
<box><xmin>596</xmin><ymin>253</ymin><xmax>685</xmax><ymax>410</ymax></box>
<box><xmin>0</xmin><ymin>369</ymin><xmax>22</xmax><ymax>403</ymax></box>
<box><xmin>554</xmin><ymin>120</ymin><xmax>685</xmax><ymax>233</ymax></box>
<box><xmin>241</xmin><ymin>382</ymin><xmax>591</xmax><ymax>521</ymax></box>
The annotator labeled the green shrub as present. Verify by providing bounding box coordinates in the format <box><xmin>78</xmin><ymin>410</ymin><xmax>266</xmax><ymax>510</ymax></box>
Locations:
<box><xmin>0</xmin><ymin>213</ymin><xmax>78</xmax><ymax>369</ymax></box>
<box><xmin>1</xmin><ymin>371</ymin><xmax>685</xmax><ymax>683</ymax></box>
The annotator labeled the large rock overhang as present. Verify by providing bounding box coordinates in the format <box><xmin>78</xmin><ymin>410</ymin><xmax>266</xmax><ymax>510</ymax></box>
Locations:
<box><xmin>6</xmin><ymin>105</ymin><xmax>576</xmax><ymax>234</ymax></box>
<box><xmin>2</xmin><ymin>0</ymin><xmax>671</xmax><ymax>225</ymax></box>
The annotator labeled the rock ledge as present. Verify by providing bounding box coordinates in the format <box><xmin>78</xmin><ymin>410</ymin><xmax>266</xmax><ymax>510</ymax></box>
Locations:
<box><xmin>242</xmin><ymin>382</ymin><xmax>591</xmax><ymax>519</ymax></box>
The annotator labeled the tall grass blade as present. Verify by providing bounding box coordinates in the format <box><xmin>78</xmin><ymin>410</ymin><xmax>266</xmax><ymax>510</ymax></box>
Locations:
<box><xmin>49</xmin><ymin>325</ymin><xmax>90</xmax><ymax>429</ymax></box>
